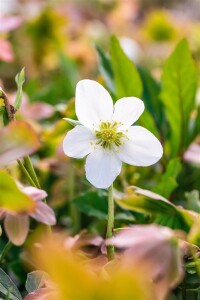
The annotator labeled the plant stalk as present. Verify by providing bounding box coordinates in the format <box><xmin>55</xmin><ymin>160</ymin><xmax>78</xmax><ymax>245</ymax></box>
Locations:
<box><xmin>0</xmin><ymin>241</ymin><xmax>13</xmax><ymax>265</ymax></box>
<box><xmin>106</xmin><ymin>184</ymin><xmax>115</xmax><ymax>260</ymax></box>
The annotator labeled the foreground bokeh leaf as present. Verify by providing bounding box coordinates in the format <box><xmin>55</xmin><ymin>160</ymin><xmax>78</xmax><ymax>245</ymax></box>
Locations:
<box><xmin>0</xmin><ymin>171</ymin><xmax>35</xmax><ymax>213</ymax></box>
<box><xmin>32</xmin><ymin>236</ymin><xmax>155</xmax><ymax>300</ymax></box>
<box><xmin>0</xmin><ymin>120</ymin><xmax>40</xmax><ymax>167</ymax></box>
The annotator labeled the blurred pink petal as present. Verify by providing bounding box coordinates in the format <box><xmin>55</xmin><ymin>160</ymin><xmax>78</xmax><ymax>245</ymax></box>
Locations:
<box><xmin>0</xmin><ymin>16</ymin><xmax>22</xmax><ymax>33</ymax></box>
<box><xmin>64</xmin><ymin>232</ymin><xmax>103</xmax><ymax>251</ymax></box>
<box><xmin>107</xmin><ymin>225</ymin><xmax>184</xmax><ymax>300</ymax></box>
<box><xmin>184</xmin><ymin>143</ymin><xmax>200</xmax><ymax>164</ymax></box>
<box><xmin>0</xmin><ymin>38</ymin><xmax>14</xmax><ymax>62</ymax></box>
<box><xmin>30</xmin><ymin>201</ymin><xmax>56</xmax><ymax>226</ymax></box>
<box><xmin>24</xmin><ymin>288</ymin><xmax>54</xmax><ymax>300</ymax></box>
<box><xmin>4</xmin><ymin>214</ymin><xmax>29</xmax><ymax>246</ymax></box>
<box><xmin>0</xmin><ymin>121</ymin><xmax>40</xmax><ymax>167</ymax></box>
<box><xmin>108</xmin><ymin>224</ymin><xmax>173</xmax><ymax>248</ymax></box>
<box><xmin>23</xmin><ymin>102</ymin><xmax>54</xmax><ymax>120</ymax></box>
<box><xmin>23</xmin><ymin>186</ymin><xmax>47</xmax><ymax>202</ymax></box>
<box><xmin>9</xmin><ymin>93</ymin><xmax>53</xmax><ymax>120</ymax></box>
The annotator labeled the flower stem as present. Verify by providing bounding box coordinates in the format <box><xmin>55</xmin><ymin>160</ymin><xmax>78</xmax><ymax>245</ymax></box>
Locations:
<box><xmin>0</xmin><ymin>241</ymin><xmax>13</xmax><ymax>265</ymax></box>
<box><xmin>106</xmin><ymin>184</ymin><xmax>115</xmax><ymax>260</ymax></box>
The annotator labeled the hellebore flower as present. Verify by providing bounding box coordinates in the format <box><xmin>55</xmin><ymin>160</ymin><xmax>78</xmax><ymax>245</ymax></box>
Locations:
<box><xmin>0</xmin><ymin>186</ymin><xmax>56</xmax><ymax>246</ymax></box>
<box><xmin>63</xmin><ymin>80</ymin><xmax>163</xmax><ymax>189</ymax></box>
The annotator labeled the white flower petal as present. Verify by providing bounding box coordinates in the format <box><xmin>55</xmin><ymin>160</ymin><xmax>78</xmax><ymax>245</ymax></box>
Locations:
<box><xmin>118</xmin><ymin>126</ymin><xmax>163</xmax><ymax>166</ymax></box>
<box><xmin>63</xmin><ymin>125</ymin><xmax>96</xmax><ymax>158</ymax></box>
<box><xmin>75</xmin><ymin>80</ymin><xmax>113</xmax><ymax>129</ymax></box>
<box><xmin>85</xmin><ymin>149</ymin><xmax>122</xmax><ymax>189</ymax></box>
<box><xmin>112</xmin><ymin>97</ymin><xmax>144</xmax><ymax>130</ymax></box>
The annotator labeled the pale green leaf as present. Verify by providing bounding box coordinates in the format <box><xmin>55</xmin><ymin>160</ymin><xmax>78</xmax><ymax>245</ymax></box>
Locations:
<box><xmin>14</xmin><ymin>68</ymin><xmax>25</xmax><ymax>111</ymax></box>
<box><xmin>161</xmin><ymin>39</ymin><xmax>197</xmax><ymax>156</ymax></box>
<box><xmin>115</xmin><ymin>186</ymin><xmax>196</xmax><ymax>232</ymax></box>
<box><xmin>0</xmin><ymin>268</ymin><xmax>22</xmax><ymax>300</ymax></box>
<box><xmin>110</xmin><ymin>36</ymin><xmax>143</xmax><ymax>99</ymax></box>
<box><xmin>26</xmin><ymin>271</ymin><xmax>47</xmax><ymax>293</ymax></box>
<box><xmin>96</xmin><ymin>46</ymin><xmax>115</xmax><ymax>93</ymax></box>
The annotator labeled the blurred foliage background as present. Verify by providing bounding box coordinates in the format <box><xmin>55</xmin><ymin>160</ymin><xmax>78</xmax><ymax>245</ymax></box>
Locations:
<box><xmin>1</xmin><ymin>0</ymin><xmax>200</xmax><ymax>242</ymax></box>
<box><xmin>0</xmin><ymin>0</ymin><xmax>200</xmax><ymax>298</ymax></box>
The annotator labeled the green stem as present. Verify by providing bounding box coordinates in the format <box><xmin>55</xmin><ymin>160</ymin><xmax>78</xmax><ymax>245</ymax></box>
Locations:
<box><xmin>106</xmin><ymin>184</ymin><xmax>115</xmax><ymax>260</ymax></box>
<box><xmin>0</xmin><ymin>241</ymin><xmax>13</xmax><ymax>264</ymax></box>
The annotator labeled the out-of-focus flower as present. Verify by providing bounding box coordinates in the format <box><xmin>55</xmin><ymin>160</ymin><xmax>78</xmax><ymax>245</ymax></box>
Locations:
<box><xmin>0</xmin><ymin>16</ymin><xmax>22</xmax><ymax>33</ymax></box>
<box><xmin>0</xmin><ymin>120</ymin><xmax>40</xmax><ymax>166</ymax></box>
<box><xmin>63</xmin><ymin>80</ymin><xmax>163</xmax><ymax>189</ymax></box>
<box><xmin>119</xmin><ymin>36</ymin><xmax>142</xmax><ymax>62</ymax></box>
<box><xmin>25</xmin><ymin>288</ymin><xmax>57</xmax><ymax>300</ymax></box>
<box><xmin>143</xmin><ymin>10</ymin><xmax>177</xmax><ymax>42</ymax></box>
<box><xmin>184</xmin><ymin>143</ymin><xmax>200</xmax><ymax>165</ymax></box>
<box><xmin>31</xmin><ymin>235</ymin><xmax>155</xmax><ymax>300</ymax></box>
<box><xmin>107</xmin><ymin>224</ymin><xmax>184</xmax><ymax>300</ymax></box>
<box><xmin>0</xmin><ymin>186</ymin><xmax>56</xmax><ymax>245</ymax></box>
<box><xmin>0</xmin><ymin>38</ymin><xmax>14</xmax><ymax>62</ymax></box>
<box><xmin>9</xmin><ymin>93</ymin><xmax>54</xmax><ymax>120</ymax></box>
<box><xmin>63</xmin><ymin>231</ymin><xmax>103</xmax><ymax>251</ymax></box>
<box><xmin>0</xmin><ymin>15</ymin><xmax>22</xmax><ymax>62</ymax></box>
<box><xmin>24</xmin><ymin>288</ymin><xmax>55</xmax><ymax>300</ymax></box>
<box><xmin>196</xmin><ymin>88</ymin><xmax>200</xmax><ymax>105</ymax></box>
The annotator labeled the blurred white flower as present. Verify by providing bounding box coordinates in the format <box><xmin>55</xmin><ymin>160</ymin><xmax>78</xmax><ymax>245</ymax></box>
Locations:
<box><xmin>63</xmin><ymin>80</ymin><xmax>163</xmax><ymax>189</ymax></box>
<box><xmin>119</xmin><ymin>37</ymin><xmax>142</xmax><ymax>62</ymax></box>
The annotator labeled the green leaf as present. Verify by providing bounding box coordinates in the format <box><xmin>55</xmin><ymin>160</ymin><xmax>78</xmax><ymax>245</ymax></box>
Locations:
<box><xmin>115</xmin><ymin>186</ymin><xmax>196</xmax><ymax>232</ymax></box>
<box><xmin>0</xmin><ymin>170</ymin><xmax>35</xmax><ymax>213</ymax></box>
<box><xmin>72</xmin><ymin>191</ymin><xmax>108</xmax><ymax>220</ymax></box>
<box><xmin>110</xmin><ymin>36</ymin><xmax>143</xmax><ymax>98</ymax></box>
<box><xmin>96</xmin><ymin>46</ymin><xmax>115</xmax><ymax>93</ymax></box>
<box><xmin>14</xmin><ymin>68</ymin><xmax>25</xmax><ymax>111</ymax></box>
<box><xmin>139</xmin><ymin>109</ymin><xmax>160</xmax><ymax>138</ymax></box>
<box><xmin>25</xmin><ymin>271</ymin><xmax>47</xmax><ymax>293</ymax></box>
<box><xmin>0</xmin><ymin>268</ymin><xmax>22</xmax><ymax>300</ymax></box>
<box><xmin>161</xmin><ymin>39</ymin><xmax>197</xmax><ymax>156</ymax></box>
<box><xmin>153</xmin><ymin>157</ymin><xmax>182</xmax><ymax>198</ymax></box>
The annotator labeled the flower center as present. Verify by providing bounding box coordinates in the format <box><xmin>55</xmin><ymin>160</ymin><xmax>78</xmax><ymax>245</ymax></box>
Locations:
<box><xmin>95</xmin><ymin>122</ymin><xmax>125</xmax><ymax>149</ymax></box>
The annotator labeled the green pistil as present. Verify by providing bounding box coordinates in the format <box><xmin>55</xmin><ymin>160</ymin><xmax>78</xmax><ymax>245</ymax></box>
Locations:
<box><xmin>95</xmin><ymin>122</ymin><xmax>125</xmax><ymax>149</ymax></box>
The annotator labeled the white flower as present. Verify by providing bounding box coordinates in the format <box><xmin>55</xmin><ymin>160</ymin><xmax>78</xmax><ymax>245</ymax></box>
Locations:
<box><xmin>63</xmin><ymin>80</ymin><xmax>163</xmax><ymax>189</ymax></box>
